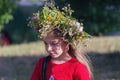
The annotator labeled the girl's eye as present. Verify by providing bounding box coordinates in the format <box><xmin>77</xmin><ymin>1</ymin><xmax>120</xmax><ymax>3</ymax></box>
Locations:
<box><xmin>51</xmin><ymin>43</ymin><xmax>58</xmax><ymax>45</ymax></box>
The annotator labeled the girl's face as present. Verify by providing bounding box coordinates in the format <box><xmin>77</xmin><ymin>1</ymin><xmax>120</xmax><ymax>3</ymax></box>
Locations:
<box><xmin>44</xmin><ymin>33</ymin><xmax>69</xmax><ymax>59</ymax></box>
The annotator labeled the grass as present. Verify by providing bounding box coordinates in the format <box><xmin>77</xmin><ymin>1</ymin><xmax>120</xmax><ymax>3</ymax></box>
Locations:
<box><xmin>86</xmin><ymin>36</ymin><xmax>120</xmax><ymax>53</ymax></box>
<box><xmin>0</xmin><ymin>41</ymin><xmax>46</xmax><ymax>56</ymax></box>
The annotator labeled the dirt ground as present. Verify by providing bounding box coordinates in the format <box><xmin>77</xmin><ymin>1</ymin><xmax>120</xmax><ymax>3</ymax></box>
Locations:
<box><xmin>0</xmin><ymin>52</ymin><xmax>120</xmax><ymax>80</ymax></box>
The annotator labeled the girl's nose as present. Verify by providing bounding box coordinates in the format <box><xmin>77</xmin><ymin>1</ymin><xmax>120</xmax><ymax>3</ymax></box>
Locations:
<box><xmin>47</xmin><ymin>44</ymin><xmax>53</xmax><ymax>51</ymax></box>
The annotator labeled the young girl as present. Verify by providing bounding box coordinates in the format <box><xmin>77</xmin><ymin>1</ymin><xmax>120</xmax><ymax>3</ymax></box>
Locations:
<box><xmin>29</xmin><ymin>3</ymin><xmax>92</xmax><ymax>80</ymax></box>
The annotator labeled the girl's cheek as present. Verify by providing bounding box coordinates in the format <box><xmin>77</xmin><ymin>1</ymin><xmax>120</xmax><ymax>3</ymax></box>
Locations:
<box><xmin>56</xmin><ymin>46</ymin><xmax>63</xmax><ymax>52</ymax></box>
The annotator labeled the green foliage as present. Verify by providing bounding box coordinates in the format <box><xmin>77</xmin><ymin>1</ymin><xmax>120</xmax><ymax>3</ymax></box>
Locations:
<box><xmin>5</xmin><ymin>6</ymin><xmax>40</xmax><ymax>43</ymax></box>
<box><xmin>0</xmin><ymin>0</ymin><xmax>16</xmax><ymax>31</ymax></box>
<box><xmin>54</xmin><ymin>0</ymin><xmax>120</xmax><ymax>35</ymax></box>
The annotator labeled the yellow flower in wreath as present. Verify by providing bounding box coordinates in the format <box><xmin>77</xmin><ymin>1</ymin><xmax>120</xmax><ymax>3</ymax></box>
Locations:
<box><xmin>57</xmin><ymin>12</ymin><xmax>62</xmax><ymax>20</ymax></box>
<box><xmin>79</xmin><ymin>36</ymin><xmax>83</xmax><ymax>41</ymax></box>
<box><xmin>47</xmin><ymin>15</ymin><xmax>52</xmax><ymax>20</ymax></box>
<box><xmin>52</xmin><ymin>21</ymin><xmax>58</xmax><ymax>26</ymax></box>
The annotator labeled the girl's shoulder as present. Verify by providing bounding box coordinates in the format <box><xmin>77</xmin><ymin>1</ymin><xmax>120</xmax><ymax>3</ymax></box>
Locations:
<box><xmin>35</xmin><ymin>57</ymin><xmax>46</xmax><ymax>66</ymax></box>
<box><xmin>38</xmin><ymin>57</ymin><xmax>44</xmax><ymax>62</ymax></box>
<box><xmin>70</xmin><ymin>58</ymin><xmax>81</xmax><ymax>64</ymax></box>
<box><xmin>37</xmin><ymin>56</ymin><xmax>50</xmax><ymax>65</ymax></box>
<box><xmin>71</xmin><ymin>58</ymin><xmax>86</xmax><ymax>68</ymax></box>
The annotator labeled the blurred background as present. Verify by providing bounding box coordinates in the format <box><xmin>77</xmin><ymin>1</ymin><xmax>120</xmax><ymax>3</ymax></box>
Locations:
<box><xmin>0</xmin><ymin>0</ymin><xmax>120</xmax><ymax>80</ymax></box>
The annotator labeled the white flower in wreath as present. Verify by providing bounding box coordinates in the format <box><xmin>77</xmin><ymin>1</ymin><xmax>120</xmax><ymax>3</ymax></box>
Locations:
<box><xmin>75</xmin><ymin>22</ymin><xmax>83</xmax><ymax>32</ymax></box>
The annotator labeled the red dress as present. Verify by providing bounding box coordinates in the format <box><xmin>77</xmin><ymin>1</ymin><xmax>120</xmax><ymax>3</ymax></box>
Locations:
<box><xmin>30</xmin><ymin>57</ymin><xmax>90</xmax><ymax>80</ymax></box>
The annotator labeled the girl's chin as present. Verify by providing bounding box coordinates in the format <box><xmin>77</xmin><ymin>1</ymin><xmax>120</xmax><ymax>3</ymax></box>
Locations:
<box><xmin>50</xmin><ymin>55</ymin><xmax>58</xmax><ymax>58</ymax></box>
<box><xmin>49</xmin><ymin>52</ymin><xmax>63</xmax><ymax>59</ymax></box>
<box><xmin>50</xmin><ymin>54</ymin><xmax>59</xmax><ymax>59</ymax></box>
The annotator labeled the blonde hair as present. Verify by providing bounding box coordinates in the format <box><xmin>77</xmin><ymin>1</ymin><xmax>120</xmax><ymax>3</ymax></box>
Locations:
<box><xmin>51</xmin><ymin>28</ymin><xmax>93</xmax><ymax>79</ymax></box>
<box><xmin>68</xmin><ymin>44</ymin><xmax>93</xmax><ymax>79</ymax></box>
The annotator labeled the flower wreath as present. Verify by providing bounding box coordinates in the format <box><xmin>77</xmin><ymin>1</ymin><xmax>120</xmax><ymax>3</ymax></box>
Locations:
<box><xmin>28</xmin><ymin>3</ymin><xmax>91</xmax><ymax>46</ymax></box>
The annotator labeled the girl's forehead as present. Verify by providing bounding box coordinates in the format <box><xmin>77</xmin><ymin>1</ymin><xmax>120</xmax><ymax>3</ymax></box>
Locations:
<box><xmin>44</xmin><ymin>37</ymin><xmax>63</xmax><ymax>42</ymax></box>
<box><xmin>43</xmin><ymin>33</ymin><xmax>64</xmax><ymax>42</ymax></box>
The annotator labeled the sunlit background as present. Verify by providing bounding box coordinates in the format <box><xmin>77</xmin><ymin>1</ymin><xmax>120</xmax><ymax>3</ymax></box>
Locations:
<box><xmin>0</xmin><ymin>0</ymin><xmax>120</xmax><ymax>80</ymax></box>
